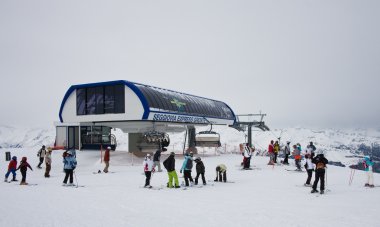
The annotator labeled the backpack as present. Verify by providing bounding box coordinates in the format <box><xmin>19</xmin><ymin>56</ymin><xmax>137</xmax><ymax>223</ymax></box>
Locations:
<box><xmin>316</xmin><ymin>162</ymin><xmax>325</xmax><ymax>169</ymax></box>
<box><xmin>186</xmin><ymin>159</ymin><xmax>193</xmax><ymax>169</ymax></box>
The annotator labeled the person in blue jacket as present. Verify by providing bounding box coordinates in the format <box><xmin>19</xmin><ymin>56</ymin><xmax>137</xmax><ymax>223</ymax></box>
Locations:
<box><xmin>363</xmin><ymin>156</ymin><xmax>375</xmax><ymax>188</ymax></box>
<box><xmin>62</xmin><ymin>150</ymin><xmax>77</xmax><ymax>186</ymax></box>
<box><xmin>180</xmin><ymin>152</ymin><xmax>194</xmax><ymax>186</ymax></box>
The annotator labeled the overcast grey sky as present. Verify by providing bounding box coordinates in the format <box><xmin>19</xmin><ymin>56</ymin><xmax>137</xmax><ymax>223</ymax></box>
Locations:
<box><xmin>0</xmin><ymin>0</ymin><xmax>379</xmax><ymax>129</ymax></box>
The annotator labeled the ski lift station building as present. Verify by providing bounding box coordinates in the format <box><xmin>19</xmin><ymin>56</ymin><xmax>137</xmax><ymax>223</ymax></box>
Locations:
<box><xmin>55</xmin><ymin>80</ymin><xmax>237</xmax><ymax>153</ymax></box>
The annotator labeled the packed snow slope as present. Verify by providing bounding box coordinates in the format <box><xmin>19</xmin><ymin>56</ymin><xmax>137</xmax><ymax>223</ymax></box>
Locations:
<box><xmin>1</xmin><ymin>148</ymin><xmax>379</xmax><ymax>227</ymax></box>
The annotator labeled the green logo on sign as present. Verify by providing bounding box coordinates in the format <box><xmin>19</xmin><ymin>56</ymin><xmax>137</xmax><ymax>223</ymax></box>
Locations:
<box><xmin>171</xmin><ymin>99</ymin><xmax>186</xmax><ymax>111</ymax></box>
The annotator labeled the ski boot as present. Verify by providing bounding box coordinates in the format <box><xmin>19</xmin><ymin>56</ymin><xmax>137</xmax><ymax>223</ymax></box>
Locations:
<box><xmin>320</xmin><ymin>190</ymin><xmax>324</xmax><ymax>194</ymax></box>
<box><xmin>12</xmin><ymin>176</ymin><xmax>18</xmax><ymax>182</ymax></box>
<box><xmin>311</xmin><ymin>189</ymin><xmax>319</xmax><ymax>193</ymax></box>
<box><xmin>4</xmin><ymin>178</ymin><xmax>8</xmax><ymax>182</ymax></box>
<box><xmin>365</xmin><ymin>183</ymin><xmax>370</xmax><ymax>187</ymax></box>
<box><xmin>175</xmin><ymin>185</ymin><xmax>181</xmax><ymax>188</ymax></box>
<box><xmin>369</xmin><ymin>185</ymin><xmax>375</xmax><ymax>188</ymax></box>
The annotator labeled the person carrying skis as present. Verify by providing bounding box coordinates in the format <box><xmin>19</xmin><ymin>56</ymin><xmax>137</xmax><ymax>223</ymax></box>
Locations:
<box><xmin>292</xmin><ymin>145</ymin><xmax>302</xmax><ymax>171</ymax></box>
<box><xmin>274</xmin><ymin>141</ymin><xmax>280</xmax><ymax>163</ymax></box>
<box><xmin>363</xmin><ymin>156</ymin><xmax>375</xmax><ymax>188</ymax></box>
<box><xmin>103</xmin><ymin>146</ymin><xmax>111</xmax><ymax>173</ymax></box>
<box><xmin>243</xmin><ymin>143</ymin><xmax>253</xmax><ymax>169</ymax></box>
<box><xmin>143</xmin><ymin>153</ymin><xmax>155</xmax><ymax>188</ymax></box>
<box><xmin>37</xmin><ymin>145</ymin><xmax>47</xmax><ymax>169</ymax></box>
<box><xmin>194</xmin><ymin>157</ymin><xmax>206</xmax><ymax>185</ymax></box>
<box><xmin>16</xmin><ymin>157</ymin><xmax>33</xmax><ymax>185</ymax></box>
<box><xmin>282</xmin><ymin>141</ymin><xmax>291</xmax><ymax>165</ymax></box>
<box><xmin>163</xmin><ymin>152</ymin><xmax>180</xmax><ymax>188</ymax></box>
<box><xmin>180</xmin><ymin>152</ymin><xmax>194</xmax><ymax>186</ymax></box>
<box><xmin>215</xmin><ymin>164</ymin><xmax>227</xmax><ymax>182</ymax></box>
<box><xmin>5</xmin><ymin>156</ymin><xmax>18</xmax><ymax>182</ymax></box>
<box><xmin>304</xmin><ymin>153</ymin><xmax>314</xmax><ymax>186</ymax></box>
<box><xmin>311</xmin><ymin>153</ymin><xmax>328</xmax><ymax>194</ymax></box>
<box><xmin>62</xmin><ymin>150</ymin><xmax>77</xmax><ymax>186</ymax></box>
<box><xmin>44</xmin><ymin>147</ymin><xmax>52</xmax><ymax>178</ymax></box>
<box><xmin>268</xmin><ymin>140</ymin><xmax>275</xmax><ymax>165</ymax></box>
<box><xmin>153</xmin><ymin>147</ymin><xmax>166</xmax><ymax>172</ymax></box>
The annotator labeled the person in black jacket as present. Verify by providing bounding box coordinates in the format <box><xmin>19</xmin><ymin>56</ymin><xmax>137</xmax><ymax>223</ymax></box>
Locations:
<box><xmin>163</xmin><ymin>152</ymin><xmax>180</xmax><ymax>188</ymax></box>
<box><xmin>311</xmin><ymin>153</ymin><xmax>328</xmax><ymax>194</ymax></box>
<box><xmin>194</xmin><ymin>157</ymin><xmax>206</xmax><ymax>185</ymax></box>
<box><xmin>153</xmin><ymin>147</ymin><xmax>166</xmax><ymax>172</ymax></box>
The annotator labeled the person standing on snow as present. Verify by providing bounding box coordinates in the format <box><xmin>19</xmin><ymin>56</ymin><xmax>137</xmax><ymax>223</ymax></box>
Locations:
<box><xmin>16</xmin><ymin>157</ymin><xmax>33</xmax><ymax>185</ymax></box>
<box><xmin>163</xmin><ymin>152</ymin><xmax>180</xmax><ymax>188</ymax></box>
<box><xmin>180</xmin><ymin>152</ymin><xmax>194</xmax><ymax>186</ymax></box>
<box><xmin>292</xmin><ymin>145</ymin><xmax>302</xmax><ymax>171</ymax></box>
<box><xmin>62</xmin><ymin>150</ymin><xmax>77</xmax><ymax>186</ymax></box>
<box><xmin>103</xmin><ymin>146</ymin><xmax>111</xmax><ymax>173</ymax></box>
<box><xmin>268</xmin><ymin>140</ymin><xmax>275</xmax><ymax>165</ymax></box>
<box><xmin>5</xmin><ymin>156</ymin><xmax>18</xmax><ymax>182</ymax></box>
<box><xmin>304</xmin><ymin>153</ymin><xmax>314</xmax><ymax>186</ymax></box>
<box><xmin>282</xmin><ymin>141</ymin><xmax>291</xmax><ymax>165</ymax></box>
<box><xmin>309</xmin><ymin>142</ymin><xmax>316</xmax><ymax>158</ymax></box>
<box><xmin>194</xmin><ymin>157</ymin><xmax>206</xmax><ymax>185</ymax></box>
<box><xmin>274</xmin><ymin>141</ymin><xmax>280</xmax><ymax>163</ymax></box>
<box><xmin>153</xmin><ymin>147</ymin><xmax>166</xmax><ymax>172</ymax></box>
<box><xmin>311</xmin><ymin>153</ymin><xmax>328</xmax><ymax>194</ymax></box>
<box><xmin>37</xmin><ymin>145</ymin><xmax>47</xmax><ymax>169</ymax></box>
<box><xmin>143</xmin><ymin>154</ymin><xmax>155</xmax><ymax>188</ymax></box>
<box><xmin>363</xmin><ymin>156</ymin><xmax>375</xmax><ymax>188</ymax></box>
<box><xmin>243</xmin><ymin>143</ymin><xmax>253</xmax><ymax>169</ymax></box>
<box><xmin>44</xmin><ymin>147</ymin><xmax>52</xmax><ymax>178</ymax></box>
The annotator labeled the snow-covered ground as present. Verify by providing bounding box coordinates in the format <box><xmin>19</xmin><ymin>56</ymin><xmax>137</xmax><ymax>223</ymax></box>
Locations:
<box><xmin>1</xmin><ymin>147</ymin><xmax>379</xmax><ymax>227</ymax></box>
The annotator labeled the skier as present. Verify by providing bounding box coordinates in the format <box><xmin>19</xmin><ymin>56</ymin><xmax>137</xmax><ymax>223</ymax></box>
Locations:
<box><xmin>282</xmin><ymin>141</ymin><xmax>291</xmax><ymax>165</ymax></box>
<box><xmin>243</xmin><ymin>143</ymin><xmax>252</xmax><ymax>169</ymax></box>
<box><xmin>103</xmin><ymin>146</ymin><xmax>111</xmax><ymax>173</ymax></box>
<box><xmin>5</xmin><ymin>156</ymin><xmax>18</xmax><ymax>182</ymax></box>
<box><xmin>62</xmin><ymin>150</ymin><xmax>77</xmax><ymax>186</ymax></box>
<box><xmin>194</xmin><ymin>157</ymin><xmax>206</xmax><ymax>185</ymax></box>
<box><xmin>304</xmin><ymin>153</ymin><xmax>314</xmax><ymax>186</ymax></box>
<box><xmin>143</xmin><ymin>154</ymin><xmax>155</xmax><ymax>188</ymax></box>
<box><xmin>180</xmin><ymin>152</ymin><xmax>194</xmax><ymax>186</ymax></box>
<box><xmin>37</xmin><ymin>145</ymin><xmax>47</xmax><ymax>169</ymax></box>
<box><xmin>274</xmin><ymin>141</ymin><xmax>280</xmax><ymax>163</ymax></box>
<box><xmin>309</xmin><ymin>142</ymin><xmax>316</xmax><ymax>158</ymax></box>
<box><xmin>44</xmin><ymin>147</ymin><xmax>52</xmax><ymax>178</ymax></box>
<box><xmin>214</xmin><ymin>164</ymin><xmax>227</xmax><ymax>182</ymax></box>
<box><xmin>153</xmin><ymin>147</ymin><xmax>166</xmax><ymax>172</ymax></box>
<box><xmin>267</xmin><ymin>140</ymin><xmax>275</xmax><ymax>165</ymax></box>
<box><xmin>163</xmin><ymin>152</ymin><xmax>180</xmax><ymax>188</ymax></box>
<box><xmin>311</xmin><ymin>153</ymin><xmax>328</xmax><ymax>194</ymax></box>
<box><xmin>16</xmin><ymin>157</ymin><xmax>33</xmax><ymax>185</ymax></box>
<box><xmin>363</xmin><ymin>156</ymin><xmax>375</xmax><ymax>188</ymax></box>
<box><xmin>292</xmin><ymin>145</ymin><xmax>302</xmax><ymax>171</ymax></box>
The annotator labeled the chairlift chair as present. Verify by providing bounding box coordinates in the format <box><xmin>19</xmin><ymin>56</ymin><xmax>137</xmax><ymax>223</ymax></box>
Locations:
<box><xmin>195</xmin><ymin>126</ymin><xmax>221</xmax><ymax>147</ymax></box>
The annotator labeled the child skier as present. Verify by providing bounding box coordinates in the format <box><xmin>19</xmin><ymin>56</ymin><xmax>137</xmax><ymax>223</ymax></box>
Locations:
<box><xmin>311</xmin><ymin>153</ymin><xmax>328</xmax><ymax>194</ymax></box>
<box><xmin>16</xmin><ymin>157</ymin><xmax>33</xmax><ymax>185</ymax></box>
<box><xmin>180</xmin><ymin>152</ymin><xmax>194</xmax><ymax>186</ymax></box>
<box><xmin>5</xmin><ymin>156</ymin><xmax>18</xmax><ymax>182</ymax></box>
<box><xmin>304</xmin><ymin>153</ymin><xmax>314</xmax><ymax>186</ymax></box>
<box><xmin>163</xmin><ymin>152</ymin><xmax>180</xmax><ymax>188</ymax></box>
<box><xmin>143</xmin><ymin>154</ymin><xmax>155</xmax><ymax>188</ymax></box>
<box><xmin>194</xmin><ymin>157</ymin><xmax>206</xmax><ymax>185</ymax></box>
<box><xmin>37</xmin><ymin>145</ymin><xmax>47</xmax><ymax>169</ymax></box>
<box><xmin>274</xmin><ymin>141</ymin><xmax>280</xmax><ymax>163</ymax></box>
<box><xmin>292</xmin><ymin>145</ymin><xmax>302</xmax><ymax>171</ymax></box>
<box><xmin>62</xmin><ymin>150</ymin><xmax>77</xmax><ymax>186</ymax></box>
<box><xmin>363</xmin><ymin>156</ymin><xmax>375</xmax><ymax>188</ymax></box>
<box><xmin>267</xmin><ymin>140</ymin><xmax>275</xmax><ymax>165</ymax></box>
<box><xmin>282</xmin><ymin>141</ymin><xmax>291</xmax><ymax>165</ymax></box>
<box><xmin>215</xmin><ymin>164</ymin><xmax>227</xmax><ymax>182</ymax></box>
<box><xmin>243</xmin><ymin>143</ymin><xmax>252</xmax><ymax>169</ymax></box>
<box><xmin>45</xmin><ymin>147</ymin><xmax>52</xmax><ymax>178</ymax></box>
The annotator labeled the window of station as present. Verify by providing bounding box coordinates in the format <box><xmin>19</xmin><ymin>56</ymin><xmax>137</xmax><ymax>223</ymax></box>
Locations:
<box><xmin>76</xmin><ymin>85</ymin><xmax>125</xmax><ymax>115</ymax></box>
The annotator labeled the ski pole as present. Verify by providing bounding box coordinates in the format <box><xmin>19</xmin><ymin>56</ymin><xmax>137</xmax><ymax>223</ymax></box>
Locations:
<box><xmin>74</xmin><ymin>170</ymin><xmax>79</xmax><ymax>188</ymax></box>
<box><xmin>349</xmin><ymin>169</ymin><xmax>356</xmax><ymax>186</ymax></box>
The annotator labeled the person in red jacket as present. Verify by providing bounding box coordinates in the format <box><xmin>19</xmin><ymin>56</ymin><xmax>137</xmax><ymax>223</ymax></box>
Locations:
<box><xmin>103</xmin><ymin>146</ymin><xmax>111</xmax><ymax>173</ymax></box>
<box><xmin>268</xmin><ymin>140</ymin><xmax>275</xmax><ymax>165</ymax></box>
<box><xmin>5</xmin><ymin>156</ymin><xmax>18</xmax><ymax>182</ymax></box>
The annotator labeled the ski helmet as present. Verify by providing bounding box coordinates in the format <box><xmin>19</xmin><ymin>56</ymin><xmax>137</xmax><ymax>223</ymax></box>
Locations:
<box><xmin>12</xmin><ymin>156</ymin><xmax>17</xmax><ymax>161</ymax></box>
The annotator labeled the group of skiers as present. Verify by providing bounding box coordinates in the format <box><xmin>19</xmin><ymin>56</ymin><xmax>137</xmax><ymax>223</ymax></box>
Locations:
<box><xmin>142</xmin><ymin>148</ymin><xmax>229</xmax><ymax>188</ymax></box>
<box><xmin>4</xmin><ymin>145</ymin><xmax>78</xmax><ymax>186</ymax></box>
